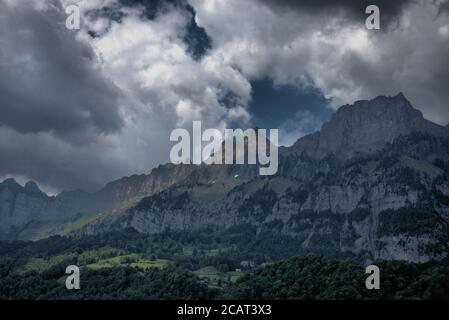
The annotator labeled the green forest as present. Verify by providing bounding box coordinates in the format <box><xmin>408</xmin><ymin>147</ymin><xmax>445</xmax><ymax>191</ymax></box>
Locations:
<box><xmin>1</xmin><ymin>228</ymin><xmax>449</xmax><ymax>299</ymax></box>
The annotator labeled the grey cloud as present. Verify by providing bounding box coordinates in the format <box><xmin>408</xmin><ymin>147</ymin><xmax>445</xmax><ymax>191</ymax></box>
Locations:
<box><xmin>0</xmin><ymin>116</ymin><xmax>174</xmax><ymax>192</ymax></box>
<box><xmin>0</xmin><ymin>127</ymin><xmax>119</xmax><ymax>192</ymax></box>
<box><xmin>259</xmin><ymin>0</ymin><xmax>416</xmax><ymax>27</ymax></box>
<box><xmin>2</xmin><ymin>0</ymin><xmax>448</xmax><ymax>193</ymax></box>
<box><xmin>437</xmin><ymin>0</ymin><xmax>449</xmax><ymax>15</ymax></box>
<box><xmin>335</xmin><ymin>4</ymin><xmax>449</xmax><ymax>125</ymax></box>
<box><xmin>0</xmin><ymin>1</ymin><xmax>123</xmax><ymax>144</ymax></box>
<box><xmin>192</xmin><ymin>0</ymin><xmax>449</xmax><ymax>125</ymax></box>
<box><xmin>0</xmin><ymin>0</ymin><xmax>128</xmax><ymax>191</ymax></box>
<box><xmin>0</xmin><ymin>0</ymin><xmax>250</xmax><ymax>192</ymax></box>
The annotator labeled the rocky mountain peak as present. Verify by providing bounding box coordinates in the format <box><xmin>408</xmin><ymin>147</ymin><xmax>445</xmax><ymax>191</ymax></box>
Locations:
<box><xmin>290</xmin><ymin>93</ymin><xmax>449</xmax><ymax>159</ymax></box>
<box><xmin>0</xmin><ymin>179</ymin><xmax>46</xmax><ymax>197</ymax></box>
<box><xmin>0</xmin><ymin>178</ymin><xmax>21</xmax><ymax>190</ymax></box>
<box><xmin>24</xmin><ymin>181</ymin><xmax>43</xmax><ymax>195</ymax></box>
<box><xmin>338</xmin><ymin>92</ymin><xmax>422</xmax><ymax>121</ymax></box>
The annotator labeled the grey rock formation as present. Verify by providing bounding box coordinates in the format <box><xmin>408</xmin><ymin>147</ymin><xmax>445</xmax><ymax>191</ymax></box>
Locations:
<box><xmin>0</xmin><ymin>179</ymin><xmax>102</xmax><ymax>240</ymax></box>
<box><xmin>3</xmin><ymin>93</ymin><xmax>449</xmax><ymax>265</ymax></box>
<box><xmin>76</xmin><ymin>93</ymin><xmax>449</xmax><ymax>263</ymax></box>
<box><xmin>285</xmin><ymin>93</ymin><xmax>448</xmax><ymax>160</ymax></box>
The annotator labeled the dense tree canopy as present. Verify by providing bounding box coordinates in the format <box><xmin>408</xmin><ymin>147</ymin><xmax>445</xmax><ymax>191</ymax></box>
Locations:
<box><xmin>1</xmin><ymin>229</ymin><xmax>449</xmax><ymax>300</ymax></box>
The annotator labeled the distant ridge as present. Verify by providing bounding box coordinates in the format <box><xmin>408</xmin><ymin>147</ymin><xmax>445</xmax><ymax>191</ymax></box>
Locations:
<box><xmin>287</xmin><ymin>93</ymin><xmax>449</xmax><ymax>159</ymax></box>
<box><xmin>2</xmin><ymin>93</ymin><xmax>449</xmax><ymax>246</ymax></box>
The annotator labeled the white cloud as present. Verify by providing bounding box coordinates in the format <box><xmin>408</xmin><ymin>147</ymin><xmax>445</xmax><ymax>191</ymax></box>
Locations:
<box><xmin>78</xmin><ymin>1</ymin><xmax>252</xmax><ymax>128</ymax></box>
<box><xmin>279</xmin><ymin>110</ymin><xmax>324</xmax><ymax>146</ymax></box>
<box><xmin>0</xmin><ymin>0</ymin><xmax>253</xmax><ymax>191</ymax></box>
<box><xmin>191</xmin><ymin>0</ymin><xmax>449</xmax><ymax>125</ymax></box>
<box><xmin>2</xmin><ymin>0</ymin><xmax>449</xmax><ymax>192</ymax></box>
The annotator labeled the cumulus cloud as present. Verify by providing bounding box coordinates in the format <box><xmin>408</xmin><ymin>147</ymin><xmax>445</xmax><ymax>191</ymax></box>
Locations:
<box><xmin>0</xmin><ymin>0</ymin><xmax>123</xmax><ymax>144</ymax></box>
<box><xmin>279</xmin><ymin>110</ymin><xmax>324</xmax><ymax>146</ymax></box>
<box><xmin>259</xmin><ymin>0</ymin><xmax>416</xmax><ymax>27</ymax></box>
<box><xmin>2</xmin><ymin>0</ymin><xmax>449</xmax><ymax>192</ymax></box>
<box><xmin>0</xmin><ymin>0</ymin><xmax>251</xmax><ymax>192</ymax></box>
<box><xmin>191</xmin><ymin>0</ymin><xmax>449</xmax><ymax>125</ymax></box>
<box><xmin>0</xmin><ymin>125</ymin><xmax>125</xmax><ymax>193</ymax></box>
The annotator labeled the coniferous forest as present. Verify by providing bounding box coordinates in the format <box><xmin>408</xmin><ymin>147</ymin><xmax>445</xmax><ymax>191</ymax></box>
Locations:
<box><xmin>1</xmin><ymin>228</ymin><xmax>449</xmax><ymax>300</ymax></box>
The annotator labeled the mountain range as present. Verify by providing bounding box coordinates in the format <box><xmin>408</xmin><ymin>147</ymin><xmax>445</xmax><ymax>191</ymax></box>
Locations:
<box><xmin>1</xmin><ymin>93</ymin><xmax>449</xmax><ymax>264</ymax></box>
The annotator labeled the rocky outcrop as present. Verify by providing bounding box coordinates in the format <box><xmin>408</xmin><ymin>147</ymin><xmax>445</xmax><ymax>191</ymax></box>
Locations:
<box><xmin>3</xmin><ymin>93</ymin><xmax>449</xmax><ymax>264</ymax></box>
<box><xmin>81</xmin><ymin>139</ymin><xmax>449</xmax><ymax>263</ymax></box>
<box><xmin>0</xmin><ymin>162</ymin><xmax>256</xmax><ymax>240</ymax></box>
<box><xmin>76</xmin><ymin>94</ymin><xmax>449</xmax><ymax>263</ymax></box>
<box><xmin>285</xmin><ymin>93</ymin><xmax>449</xmax><ymax>160</ymax></box>
<box><xmin>0</xmin><ymin>179</ymin><xmax>108</xmax><ymax>240</ymax></box>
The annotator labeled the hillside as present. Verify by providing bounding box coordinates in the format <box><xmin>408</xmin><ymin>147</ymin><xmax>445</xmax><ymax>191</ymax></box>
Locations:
<box><xmin>1</xmin><ymin>230</ymin><xmax>449</xmax><ymax>299</ymax></box>
<box><xmin>75</xmin><ymin>94</ymin><xmax>449</xmax><ymax>263</ymax></box>
<box><xmin>1</xmin><ymin>93</ymin><xmax>449</xmax><ymax>265</ymax></box>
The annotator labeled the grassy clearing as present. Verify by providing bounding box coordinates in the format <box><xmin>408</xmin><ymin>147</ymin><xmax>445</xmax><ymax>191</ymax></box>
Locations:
<box><xmin>400</xmin><ymin>156</ymin><xmax>443</xmax><ymax>178</ymax></box>
<box><xmin>180</xmin><ymin>245</ymin><xmax>232</xmax><ymax>258</ymax></box>
<box><xmin>205</xmin><ymin>248</ymin><xmax>231</xmax><ymax>257</ymax></box>
<box><xmin>129</xmin><ymin>260</ymin><xmax>169</xmax><ymax>269</ymax></box>
<box><xmin>77</xmin><ymin>247</ymin><xmax>127</xmax><ymax>264</ymax></box>
<box><xmin>189</xmin><ymin>177</ymin><xmax>247</xmax><ymax>202</ymax></box>
<box><xmin>86</xmin><ymin>253</ymin><xmax>169</xmax><ymax>270</ymax></box>
<box><xmin>227</xmin><ymin>271</ymin><xmax>244</xmax><ymax>283</ymax></box>
<box><xmin>194</xmin><ymin>266</ymin><xmax>245</xmax><ymax>287</ymax></box>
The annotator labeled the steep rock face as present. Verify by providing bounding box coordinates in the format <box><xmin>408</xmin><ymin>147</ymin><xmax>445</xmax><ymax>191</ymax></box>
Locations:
<box><xmin>0</xmin><ymin>179</ymin><xmax>21</xmax><ymax>238</ymax></box>
<box><xmin>79</xmin><ymin>132</ymin><xmax>449</xmax><ymax>263</ymax></box>
<box><xmin>77</xmin><ymin>94</ymin><xmax>449</xmax><ymax>263</ymax></box>
<box><xmin>4</xmin><ymin>93</ymin><xmax>449</xmax><ymax>264</ymax></box>
<box><xmin>287</xmin><ymin>93</ymin><xmax>448</xmax><ymax>160</ymax></box>
<box><xmin>91</xmin><ymin>161</ymin><xmax>259</xmax><ymax>209</ymax></box>
<box><xmin>0</xmin><ymin>165</ymin><xmax>196</xmax><ymax>239</ymax></box>
<box><xmin>95</xmin><ymin>164</ymin><xmax>197</xmax><ymax>204</ymax></box>
<box><xmin>0</xmin><ymin>179</ymin><xmax>47</xmax><ymax>239</ymax></box>
<box><xmin>0</xmin><ymin>162</ymin><xmax>257</xmax><ymax>240</ymax></box>
<box><xmin>0</xmin><ymin>179</ymin><xmax>108</xmax><ymax>240</ymax></box>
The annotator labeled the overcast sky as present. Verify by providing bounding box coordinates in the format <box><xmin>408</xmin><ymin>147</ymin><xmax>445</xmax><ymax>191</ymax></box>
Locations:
<box><xmin>1</xmin><ymin>0</ymin><xmax>448</xmax><ymax>193</ymax></box>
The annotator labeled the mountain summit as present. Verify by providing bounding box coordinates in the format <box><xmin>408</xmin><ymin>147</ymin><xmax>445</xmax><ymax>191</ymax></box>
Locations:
<box><xmin>2</xmin><ymin>93</ymin><xmax>449</xmax><ymax>265</ymax></box>
<box><xmin>289</xmin><ymin>93</ymin><xmax>449</xmax><ymax>159</ymax></box>
<box><xmin>65</xmin><ymin>93</ymin><xmax>449</xmax><ymax>264</ymax></box>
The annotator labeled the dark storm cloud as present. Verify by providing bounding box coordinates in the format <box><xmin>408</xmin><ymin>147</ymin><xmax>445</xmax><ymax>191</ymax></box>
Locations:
<box><xmin>0</xmin><ymin>0</ymin><xmax>241</xmax><ymax>192</ymax></box>
<box><xmin>0</xmin><ymin>1</ymin><xmax>123</xmax><ymax>144</ymax></box>
<box><xmin>192</xmin><ymin>0</ymin><xmax>449</xmax><ymax>125</ymax></box>
<box><xmin>259</xmin><ymin>0</ymin><xmax>416</xmax><ymax>27</ymax></box>
<box><xmin>0</xmin><ymin>126</ymin><xmax>125</xmax><ymax>192</ymax></box>
<box><xmin>437</xmin><ymin>0</ymin><xmax>449</xmax><ymax>15</ymax></box>
<box><xmin>0</xmin><ymin>0</ymin><xmax>128</xmax><ymax>192</ymax></box>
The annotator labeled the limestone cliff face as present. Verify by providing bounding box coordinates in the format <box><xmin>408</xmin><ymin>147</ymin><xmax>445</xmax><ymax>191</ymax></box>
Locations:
<box><xmin>0</xmin><ymin>162</ymin><xmax>254</xmax><ymax>240</ymax></box>
<box><xmin>77</xmin><ymin>94</ymin><xmax>449</xmax><ymax>263</ymax></box>
<box><xmin>0</xmin><ymin>179</ymin><xmax>106</xmax><ymax>240</ymax></box>
<box><xmin>3</xmin><ymin>93</ymin><xmax>449</xmax><ymax>264</ymax></box>
<box><xmin>285</xmin><ymin>93</ymin><xmax>448</xmax><ymax>160</ymax></box>
<box><xmin>82</xmin><ymin>140</ymin><xmax>449</xmax><ymax>263</ymax></box>
<box><xmin>0</xmin><ymin>164</ymin><xmax>199</xmax><ymax>240</ymax></box>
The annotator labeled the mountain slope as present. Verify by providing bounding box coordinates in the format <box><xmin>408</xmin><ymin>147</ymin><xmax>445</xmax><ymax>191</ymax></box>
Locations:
<box><xmin>2</xmin><ymin>93</ymin><xmax>449</xmax><ymax>265</ymax></box>
<box><xmin>74</xmin><ymin>93</ymin><xmax>449</xmax><ymax>263</ymax></box>
<box><xmin>283</xmin><ymin>93</ymin><xmax>448</xmax><ymax>159</ymax></box>
<box><xmin>0</xmin><ymin>162</ymin><xmax>256</xmax><ymax>240</ymax></box>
